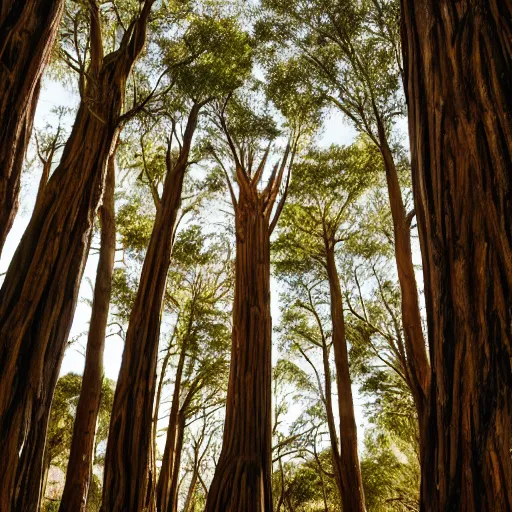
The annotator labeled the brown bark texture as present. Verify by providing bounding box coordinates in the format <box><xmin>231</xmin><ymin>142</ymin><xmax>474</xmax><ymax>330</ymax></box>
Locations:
<box><xmin>0</xmin><ymin>0</ymin><xmax>63</xmax><ymax>254</ymax></box>
<box><xmin>378</xmin><ymin>129</ymin><xmax>430</xmax><ymax>422</ymax></box>
<box><xmin>325</xmin><ymin>240</ymin><xmax>366</xmax><ymax>512</ymax></box>
<box><xmin>157</xmin><ymin>326</ymin><xmax>190</xmax><ymax>512</ymax></box>
<box><xmin>0</xmin><ymin>2</ymin><xmax>154</xmax><ymax>510</ymax></box>
<box><xmin>401</xmin><ymin>1</ymin><xmax>512</xmax><ymax>510</ymax></box>
<box><xmin>58</xmin><ymin>148</ymin><xmax>117</xmax><ymax>512</ymax></box>
<box><xmin>101</xmin><ymin>104</ymin><xmax>201</xmax><ymax>512</ymax></box>
<box><xmin>205</xmin><ymin>144</ymin><xmax>292</xmax><ymax>512</ymax></box>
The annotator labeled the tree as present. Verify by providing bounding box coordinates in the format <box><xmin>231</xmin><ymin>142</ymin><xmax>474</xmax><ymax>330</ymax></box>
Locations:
<box><xmin>0</xmin><ymin>1</ymin><xmax>155</xmax><ymax>509</ymax></box>
<box><xmin>204</xmin><ymin>93</ymin><xmax>298</xmax><ymax>511</ymax></box>
<box><xmin>401</xmin><ymin>1</ymin><xmax>512</xmax><ymax>509</ymax></box>
<box><xmin>0</xmin><ymin>0</ymin><xmax>64</xmax><ymax>254</ymax></box>
<box><xmin>275</xmin><ymin>141</ymin><xmax>379</xmax><ymax>511</ymax></box>
<box><xmin>59</xmin><ymin>143</ymin><xmax>118</xmax><ymax>512</ymax></box>
<box><xmin>102</xmin><ymin>14</ymin><xmax>252</xmax><ymax>511</ymax></box>
<box><xmin>259</xmin><ymin>0</ymin><xmax>430</xmax><ymax>434</ymax></box>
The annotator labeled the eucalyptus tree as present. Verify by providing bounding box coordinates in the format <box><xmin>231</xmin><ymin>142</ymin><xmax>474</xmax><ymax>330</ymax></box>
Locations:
<box><xmin>0</xmin><ymin>1</ymin><xmax>155</xmax><ymax>508</ymax></box>
<box><xmin>155</xmin><ymin>226</ymin><xmax>233</xmax><ymax>512</ymax></box>
<box><xmin>59</xmin><ymin>143</ymin><xmax>118</xmax><ymax>512</ymax></box>
<box><xmin>0</xmin><ymin>0</ymin><xmax>64</xmax><ymax>253</ymax></box>
<box><xmin>201</xmin><ymin>90</ymin><xmax>305</xmax><ymax>511</ymax></box>
<box><xmin>101</xmin><ymin>13</ymin><xmax>252</xmax><ymax>511</ymax></box>
<box><xmin>259</xmin><ymin>0</ymin><xmax>430</xmax><ymax>433</ymax></box>
<box><xmin>274</xmin><ymin>141</ymin><xmax>379</xmax><ymax>511</ymax></box>
<box><xmin>401</xmin><ymin>1</ymin><xmax>512</xmax><ymax>509</ymax></box>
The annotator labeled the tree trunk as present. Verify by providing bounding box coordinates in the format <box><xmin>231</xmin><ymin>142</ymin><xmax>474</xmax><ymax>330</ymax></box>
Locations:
<box><xmin>166</xmin><ymin>411</ymin><xmax>186</xmax><ymax>512</ymax></box>
<box><xmin>325</xmin><ymin>239</ymin><xmax>366</xmax><ymax>512</ymax></box>
<box><xmin>101</xmin><ymin>104</ymin><xmax>201</xmax><ymax>512</ymax></box>
<box><xmin>0</xmin><ymin>0</ymin><xmax>63</xmax><ymax>254</ymax></box>
<box><xmin>58</xmin><ymin>147</ymin><xmax>117</xmax><ymax>512</ymax></box>
<box><xmin>401</xmin><ymin>1</ymin><xmax>512</xmax><ymax>510</ymax></box>
<box><xmin>320</xmin><ymin>338</ymin><xmax>345</xmax><ymax>502</ymax></box>
<box><xmin>205</xmin><ymin>189</ymin><xmax>273</xmax><ymax>512</ymax></box>
<box><xmin>0</xmin><ymin>3</ymin><xmax>154</xmax><ymax>510</ymax></box>
<box><xmin>157</xmin><ymin>330</ymin><xmax>189</xmax><ymax>512</ymax></box>
<box><xmin>378</xmin><ymin>129</ymin><xmax>430</xmax><ymax>418</ymax></box>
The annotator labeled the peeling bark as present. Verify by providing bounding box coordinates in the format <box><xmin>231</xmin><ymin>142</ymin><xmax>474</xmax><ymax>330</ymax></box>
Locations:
<box><xmin>101</xmin><ymin>104</ymin><xmax>202</xmax><ymax>512</ymax></box>
<box><xmin>401</xmin><ymin>1</ymin><xmax>512</xmax><ymax>510</ymax></box>
<box><xmin>58</xmin><ymin>147</ymin><xmax>117</xmax><ymax>512</ymax></box>
<box><xmin>0</xmin><ymin>0</ymin><xmax>63</xmax><ymax>254</ymax></box>
<box><xmin>0</xmin><ymin>2</ymin><xmax>154</xmax><ymax>510</ymax></box>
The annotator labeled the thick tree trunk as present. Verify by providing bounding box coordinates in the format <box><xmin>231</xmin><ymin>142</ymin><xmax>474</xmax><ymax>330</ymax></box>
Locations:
<box><xmin>205</xmin><ymin>190</ymin><xmax>273</xmax><ymax>512</ymax></box>
<box><xmin>401</xmin><ymin>1</ymin><xmax>512</xmax><ymax>510</ymax></box>
<box><xmin>157</xmin><ymin>331</ymin><xmax>189</xmax><ymax>512</ymax></box>
<box><xmin>325</xmin><ymin>240</ymin><xmax>366</xmax><ymax>512</ymax></box>
<box><xmin>58</xmin><ymin>148</ymin><xmax>117</xmax><ymax>512</ymax></box>
<box><xmin>101</xmin><ymin>104</ymin><xmax>201</xmax><ymax>512</ymax></box>
<box><xmin>0</xmin><ymin>3</ymin><xmax>153</xmax><ymax>510</ymax></box>
<box><xmin>0</xmin><ymin>0</ymin><xmax>63</xmax><ymax>254</ymax></box>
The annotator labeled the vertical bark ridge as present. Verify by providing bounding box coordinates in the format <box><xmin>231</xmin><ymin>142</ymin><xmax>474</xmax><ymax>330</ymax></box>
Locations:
<box><xmin>401</xmin><ymin>1</ymin><xmax>512</xmax><ymax>510</ymax></box>
<box><xmin>0</xmin><ymin>3</ymin><xmax>154</xmax><ymax>509</ymax></box>
<box><xmin>58</xmin><ymin>146</ymin><xmax>117</xmax><ymax>512</ymax></box>
<box><xmin>101</xmin><ymin>104</ymin><xmax>201</xmax><ymax>512</ymax></box>
<box><xmin>0</xmin><ymin>0</ymin><xmax>63</xmax><ymax>254</ymax></box>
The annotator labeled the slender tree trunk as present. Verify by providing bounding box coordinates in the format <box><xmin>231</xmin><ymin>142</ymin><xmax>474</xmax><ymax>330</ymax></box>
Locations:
<box><xmin>324</xmin><ymin>239</ymin><xmax>366</xmax><ymax>512</ymax></box>
<box><xmin>58</xmin><ymin>147</ymin><xmax>117</xmax><ymax>512</ymax></box>
<box><xmin>0</xmin><ymin>3</ymin><xmax>153</xmax><ymax>510</ymax></box>
<box><xmin>205</xmin><ymin>190</ymin><xmax>273</xmax><ymax>512</ymax></box>
<box><xmin>320</xmin><ymin>340</ymin><xmax>344</xmax><ymax>502</ymax></box>
<box><xmin>183</xmin><ymin>466</ymin><xmax>199</xmax><ymax>512</ymax></box>
<box><xmin>101</xmin><ymin>104</ymin><xmax>201</xmax><ymax>512</ymax></box>
<box><xmin>401</xmin><ymin>1</ymin><xmax>512</xmax><ymax>510</ymax></box>
<box><xmin>0</xmin><ymin>0</ymin><xmax>63</xmax><ymax>254</ymax></box>
<box><xmin>157</xmin><ymin>331</ymin><xmax>189</xmax><ymax>512</ymax></box>
<box><xmin>166</xmin><ymin>411</ymin><xmax>186</xmax><ymax>512</ymax></box>
<box><xmin>377</xmin><ymin>127</ymin><xmax>430</xmax><ymax>420</ymax></box>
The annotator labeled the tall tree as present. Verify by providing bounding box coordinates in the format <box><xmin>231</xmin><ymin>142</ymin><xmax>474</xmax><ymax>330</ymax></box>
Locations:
<box><xmin>101</xmin><ymin>16</ymin><xmax>252</xmax><ymax>511</ymax></box>
<box><xmin>0</xmin><ymin>0</ymin><xmax>64</xmax><ymax>254</ymax></box>
<box><xmin>204</xmin><ymin>95</ymin><xmax>297</xmax><ymax>511</ymax></box>
<box><xmin>401</xmin><ymin>1</ymin><xmax>512</xmax><ymax>509</ymax></box>
<box><xmin>275</xmin><ymin>142</ymin><xmax>379</xmax><ymax>511</ymax></box>
<box><xmin>0</xmin><ymin>1</ymin><xmax>155</xmax><ymax>509</ymax></box>
<box><xmin>58</xmin><ymin>143</ymin><xmax>118</xmax><ymax>512</ymax></box>
<box><xmin>259</xmin><ymin>0</ymin><xmax>430</xmax><ymax>431</ymax></box>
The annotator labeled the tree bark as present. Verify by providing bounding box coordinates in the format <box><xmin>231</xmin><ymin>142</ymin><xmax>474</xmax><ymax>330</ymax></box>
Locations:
<box><xmin>157</xmin><ymin>327</ymin><xmax>190</xmax><ymax>512</ymax></box>
<box><xmin>205</xmin><ymin>188</ymin><xmax>274</xmax><ymax>512</ymax></box>
<box><xmin>325</xmin><ymin>239</ymin><xmax>366</xmax><ymax>512</ymax></box>
<box><xmin>166</xmin><ymin>410</ymin><xmax>186</xmax><ymax>512</ymax></box>
<box><xmin>378</xmin><ymin>128</ymin><xmax>430</xmax><ymax>419</ymax></box>
<box><xmin>0</xmin><ymin>0</ymin><xmax>63</xmax><ymax>255</ymax></box>
<box><xmin>401</xmin><ymin>1</ymin><xmax>512</xmax><ymax>510</ymax></box>
<box><xmin>58</xmin><ymin>147</ymin><xmax>117</xmax><ymax>512</ymax></box>
<box><xmin>0</xmin><ymin>3</ymin><xmax>154</xmax><ymax>510</ymax></box>
<box><xmin>101</xmin><ymin>104</ymin><xmax>201</xmax><ymax>512</ymax></box>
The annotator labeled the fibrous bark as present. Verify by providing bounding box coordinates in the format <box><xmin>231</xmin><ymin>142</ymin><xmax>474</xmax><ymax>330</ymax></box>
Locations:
<box><xmin>0</xmin><ymin>2</ymin><xmax>154</xmax><ymax>510</ymax></box>
<box><xmin>58</xmin><ymin>146</ymin><xmax>117</xmax><ymax>512</ymax></box>
<box><xmin>325</xmin><ymin>240</ymin><xmax>366</xmax><ymax>512</ymax></box>
<box><xmin>0</xmin><ymin>0</ymin><xmax>63</xmax><ymax>254</ymax></box>
<box><xmin>401</xmin><ymin>1</ymin><xmax>512</xmax><ymax>509</ymax></box>
<box><xmin>101</xmin><ymin>104</ymin><xmax>202</xmax><ymax>512</ymax></box>
<box><xmin>205</xmin><ymin>138</ymin><xmax>293</xmax><ymax>512</ymax></box>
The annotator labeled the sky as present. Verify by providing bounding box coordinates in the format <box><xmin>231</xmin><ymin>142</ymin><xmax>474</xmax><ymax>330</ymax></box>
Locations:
<box><xmin>0</xmin><ymin>76</ymin><xmax>370</xmax><ymax>446</ymax></box>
